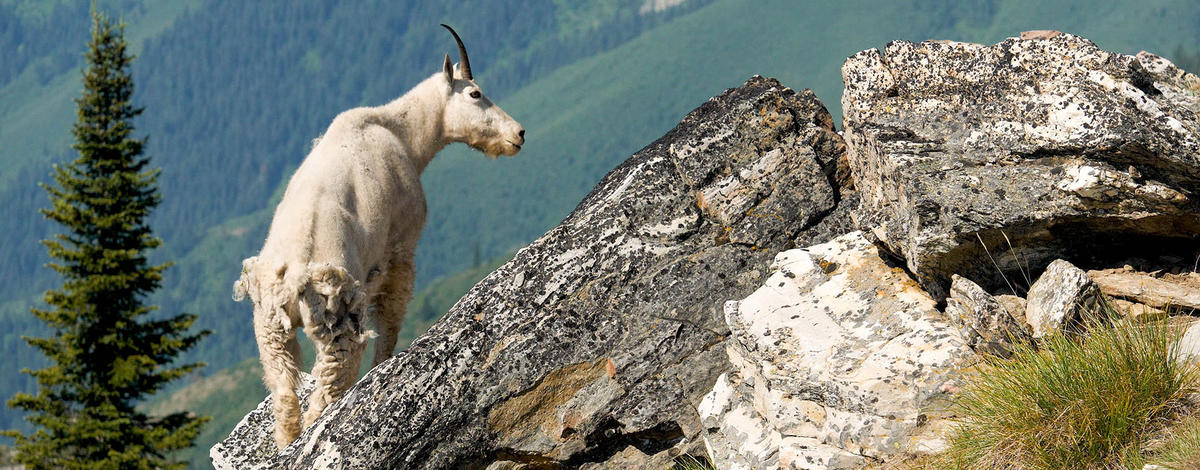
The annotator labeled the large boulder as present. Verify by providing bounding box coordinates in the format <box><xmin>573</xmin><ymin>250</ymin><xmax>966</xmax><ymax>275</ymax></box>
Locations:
<box><xmin>698</xmin><ymin>232</ymin><xmax>975</xmax><ymax>469</ymax></box>
<box><xmin>842</xmin><ymin>32</ymin><xmax>1200</xmax><ymax>298</ymax></box>
<box><xmin>211</xmin><ymin>76</ymin><xmax>854</xmax><ymax>469</ymax></box>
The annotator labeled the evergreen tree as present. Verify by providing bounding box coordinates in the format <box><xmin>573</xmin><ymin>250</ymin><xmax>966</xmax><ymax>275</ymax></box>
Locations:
<box><xmin>3</xmin><ymin>11</ymin><xmax>209</xmax><ymax>470</ymax></box>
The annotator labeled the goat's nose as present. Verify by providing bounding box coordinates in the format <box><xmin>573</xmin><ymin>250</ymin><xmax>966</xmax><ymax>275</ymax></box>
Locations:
<box><xmin>518</xmin><ymin>129</ymin><xmax>525</xmax><ymax>139</ymax></box>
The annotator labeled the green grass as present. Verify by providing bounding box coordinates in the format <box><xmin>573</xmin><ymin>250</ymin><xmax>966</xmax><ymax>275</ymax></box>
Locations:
<box><xmin>1142</xmin><ymin>413</ymin><xmax>1200</xmax><ymax>469</ymax></box>
<box><xmin>672</xmin><ymin>454</ymin><xmax>716</xmax><ymax>470</ymax></box>
<box><xmin>931</xmin><ymin>304</ymin><xmax>1197</xmax><ymax>469</ymax></box>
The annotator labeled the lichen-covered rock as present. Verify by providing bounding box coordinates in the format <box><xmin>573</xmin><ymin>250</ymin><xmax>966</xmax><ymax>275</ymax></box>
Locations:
<box><xmin>842</xmin><ymin>32</ymin><xmax>1200</xmax><ymax>298</ymax></box>
<box><xmin>699</xmin><ymin>232</ymin><xmax>975</xmax><ymax>469</ymax></box>
<box><xmin>995</xmin><ymin>294</ymin><xmax>1028</xmax><ymax>326</ymax></box>
<box><xmin>1025</xmin><ymin>259</ymin><xmax>1100</xmax><ymax>337</ymax></box>
<box><xmin>945</xmin><ymin>274</ymin><xmax>1033</xmax><ymax>356</ymax></box>
<box><xmin>210</xmin><ymin>375</ymin><xmax>315</xmax><ymax>469</ymax></box>
<box><xmin>212</xmin><ymin>76</ymin><xmax>854</xmax><ymax>469</ymax></box>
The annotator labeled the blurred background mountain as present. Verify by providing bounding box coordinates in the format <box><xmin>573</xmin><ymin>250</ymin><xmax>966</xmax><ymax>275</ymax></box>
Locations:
<box><xmin>2</xmin><ymin>0</ymin><xmax>1198</xmax><ymax>466</ymax></box>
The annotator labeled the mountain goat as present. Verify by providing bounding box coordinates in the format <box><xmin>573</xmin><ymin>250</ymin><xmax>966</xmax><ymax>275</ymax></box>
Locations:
<box><xmin>233</xmin><ymin>25</ymin><xmax>524</xmax><ymax>449</ymax></box>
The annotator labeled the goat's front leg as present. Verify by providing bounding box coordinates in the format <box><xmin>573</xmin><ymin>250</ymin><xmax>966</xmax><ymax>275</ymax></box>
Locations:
<box><xmin>372</xmin><ymin>254</ymin><xmax>414</xmax><ymax>367</ymax></box>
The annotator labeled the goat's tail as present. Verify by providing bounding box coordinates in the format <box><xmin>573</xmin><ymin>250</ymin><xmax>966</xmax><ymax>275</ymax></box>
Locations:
<box><xmin>301</xmin><ymin>264</ymin><xmax>372</xmax><ymax>343</ymax></box>
<box><xmin>231</xmin><ymin>256</ymin><xmax>257</xmax><ymax>303</ymax></box>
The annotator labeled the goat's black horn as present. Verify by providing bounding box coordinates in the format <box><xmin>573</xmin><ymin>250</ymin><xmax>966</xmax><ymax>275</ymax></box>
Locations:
<box><xmin>440</xmin><ymin>24</ymin><xmax>472</xmax><ymax>80</ymax></box>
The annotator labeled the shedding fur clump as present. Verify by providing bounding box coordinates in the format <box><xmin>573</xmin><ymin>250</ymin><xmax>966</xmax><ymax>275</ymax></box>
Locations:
<box><xmin>233</xmin><ymin>25</ymin><xmax>524</xmax><ymax>450</ymax></box>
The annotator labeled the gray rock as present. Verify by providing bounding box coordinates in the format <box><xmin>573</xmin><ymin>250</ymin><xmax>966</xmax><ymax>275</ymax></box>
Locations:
<box><xmin>945</xmin><ymin>274</ymin><xmax>1033</xmax><ymax>356</ymax></box>
<box><xmin>210</xmin><ymin>375</ymin><xmax>315</xmax><ymax>469</ymax></box>
<box><xmin>1025</xmin><ymin>259</ymin><xmax>1100</xmax><ymax>337</ymax></box>
<box><xmin>994</xmin><ymin>294</ymin><xmax>1028</xmax><ymax>326</ymax></box>
<box><xmin>211</xmin><ymin>76</ymin><xmax>854</xmax><ymax>469</ymax></box>
<box><xmin>699</xmin><ymin>232</ymin><xmax>975</xmax><ymax>469</ymax></box>
<box><xmin>842</xmin><ymin>33</ymin><xmax>1200</xmax><ymax>298</ymax></box>
<box><xmin>1174</xmin><ymin>320</ymin><xmax>1200</xmax><ymax>366</ymax></box>
<box><xmin>1088</xmin><ymin>267</ymin><xmax>1200</xmax><ymax>311</ymax></box>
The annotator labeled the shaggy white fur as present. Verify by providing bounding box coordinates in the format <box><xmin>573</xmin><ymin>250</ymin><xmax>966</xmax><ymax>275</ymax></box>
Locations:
<box><xmin>234</xmin><ymin>29</ymin><xmax>523</xmax><ymax>449</ymax></box>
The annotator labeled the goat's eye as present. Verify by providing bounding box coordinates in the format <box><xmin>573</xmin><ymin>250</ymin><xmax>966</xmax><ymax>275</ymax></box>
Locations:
<box><xmin>469</xmin><ymin>90</ymin><xmax>481</xmax><ymax>99</ymax></box>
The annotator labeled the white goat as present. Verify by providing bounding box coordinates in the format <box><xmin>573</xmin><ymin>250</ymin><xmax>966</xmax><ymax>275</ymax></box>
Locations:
<box><xmin>233</xmin><ymin>25</ymin><xmax>523</xmax><ymax>449</ymax></box>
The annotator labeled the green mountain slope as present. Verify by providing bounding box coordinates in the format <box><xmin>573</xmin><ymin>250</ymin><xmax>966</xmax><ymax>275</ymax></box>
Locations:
<box><xmin>418</xmin><ymin>0</ymin><xmax>1200</xmax><ymax>299</ymax></box>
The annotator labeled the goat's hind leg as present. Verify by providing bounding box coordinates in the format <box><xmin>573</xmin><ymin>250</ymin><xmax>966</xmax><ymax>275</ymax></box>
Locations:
<box><xmin>254</xmin><ymin>312</ymin><xmax>303</xmax><ymax>449</ymax></box>
<box><xmin>302</xmin><ymin>311</ymin><xmax>368</xmax><ymax>428</ymax></box>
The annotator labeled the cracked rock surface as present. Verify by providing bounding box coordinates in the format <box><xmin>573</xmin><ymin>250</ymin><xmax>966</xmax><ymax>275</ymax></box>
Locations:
<box><xmin>211</xmin><ymin>76</ymin><xmax>853</xmax><ymax>469</ymax></box>
<box><xmin>699</xmin><ymin>232</ymin><xmax>974</xmax><ymax>469</ymax></box>
<box><xmin>842</xmin><ymin>32</ymin><xmax>1200</xmax><ymax>298</ymax></box>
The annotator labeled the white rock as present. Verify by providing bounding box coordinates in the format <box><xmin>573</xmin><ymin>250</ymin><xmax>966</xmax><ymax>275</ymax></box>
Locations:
<box><xmin>1025</xmin><ymin>259</ymin><xmax>1100</xmax><ymax>337</ymax></box>
<box><xmin>699</xmin><ymin>232</ymin><xmax>975</xmax><ymax>469</ymax></box>
<box><xmin>1175</xmin><ymin>321</ymin><xmax>1200</xmax><ymax>366</ymax></box>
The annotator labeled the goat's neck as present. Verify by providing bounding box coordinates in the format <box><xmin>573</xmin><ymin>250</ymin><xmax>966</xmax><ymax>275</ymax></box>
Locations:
<box><xmin>375</xmin><ymin>76</ymin><xmax>449</xmax><ymax>173</ymax></box>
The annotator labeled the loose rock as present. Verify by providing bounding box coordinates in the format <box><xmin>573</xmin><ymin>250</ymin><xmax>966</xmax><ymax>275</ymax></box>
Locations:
<box><xmin>1025</xmin><ymin>259</ymin><xmax>1101</xmax><ymax>337</ymax></box>
<box><xmin>945</xmin><ymin>274</ymin><xmax>1032</xmax><ymax>356</ymax></box>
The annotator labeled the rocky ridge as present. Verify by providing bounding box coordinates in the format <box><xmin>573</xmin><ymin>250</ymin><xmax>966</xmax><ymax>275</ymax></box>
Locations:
<box><xmin>215</xmin><ymin>32</ymin><xmax>1200</xmax><ymax>469</ymax></box>
<box><xmin>213</xmin><ymin>76</ymin><xmax>854</xmax><ymax>469</ymax></box>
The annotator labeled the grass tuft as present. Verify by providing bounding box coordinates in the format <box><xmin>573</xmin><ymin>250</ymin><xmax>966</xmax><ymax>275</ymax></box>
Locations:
<box><xmin>939</xmin><ymin>301</ymin><xmax>1198</xmax><ymax>469</ymax></box>
<box><xmin>671</xmin><ymin>454</ymin><xmax>716</xmax><ymax>470</ymax></box>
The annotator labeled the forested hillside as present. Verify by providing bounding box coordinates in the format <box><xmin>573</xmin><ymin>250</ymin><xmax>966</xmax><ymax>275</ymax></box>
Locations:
<box><xmin>0</xmin><ymin>0</ymin><xmax>709</xmax><ymax>434</ymax></box>
<box><xmin>3</xmin><ymin>0</ymin><xmax>1200</xmax><ymax>460</ymax></box>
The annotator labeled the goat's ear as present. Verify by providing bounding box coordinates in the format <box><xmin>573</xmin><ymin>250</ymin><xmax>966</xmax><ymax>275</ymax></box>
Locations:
<box><xmin>442</xmin><ymin>54</ymin><xmax>454</xmax><ymax>86</ymax></box>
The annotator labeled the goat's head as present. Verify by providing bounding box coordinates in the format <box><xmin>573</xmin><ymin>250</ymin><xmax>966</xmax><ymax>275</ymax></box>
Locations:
<box><xmin>439</xmin><ymin>24</ymin><xmax>524</xmax><ymax>158</ymax></box>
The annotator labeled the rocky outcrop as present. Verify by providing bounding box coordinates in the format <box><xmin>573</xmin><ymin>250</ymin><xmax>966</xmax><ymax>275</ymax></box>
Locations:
<box><xmin>697</xmin><ymin>32</ymin><xmax>1200</xmax><ymax>468</ymax></box>
<box><xmin>842</xmin><ymin>32</ymin><xmax>1200</xmax><ymax>298</ymax></box>
<box><xmin>214</xmin><ymin>31</ymin><xmax>1200</xmax><ymax>469</ymax></box>
<box><xmin>211</xmin><ymin>76</ymin><xmax>854</xmax><ymax>469</ymax></box>
<box><xmin>698</xmin><ymin>232</ymin><xmax>974</xmax><ymax>469</ymax></box>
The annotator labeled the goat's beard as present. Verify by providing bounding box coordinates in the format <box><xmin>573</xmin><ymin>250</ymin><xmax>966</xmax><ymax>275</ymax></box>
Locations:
<box><xmin>473</xmin><ymin>139</ymin><xmax>518</xmax><ymax>159</ymax></box>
